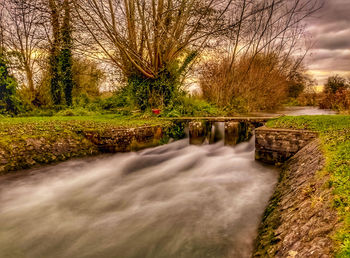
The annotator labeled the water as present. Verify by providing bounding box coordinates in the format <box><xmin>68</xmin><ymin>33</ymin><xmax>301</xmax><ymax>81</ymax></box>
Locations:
<box><xmin>0</xmin><ymin>138</ymin><xmax>278</xmax><ymax>258</ymax></box>
<box><xmin>278</xmin><ymin>106</ymin><xmax>337</xmax><ymax>116</ymax></box>
<box><xmin>249</xmin><ymin>106</ymin><xmax>337</xmax><ymax>117</ymax></box>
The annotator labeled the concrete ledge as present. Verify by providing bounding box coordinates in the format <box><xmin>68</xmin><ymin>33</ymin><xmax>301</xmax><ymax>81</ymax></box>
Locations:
<box><xmin>255</xmin><ymin>126</ymin><xmax>318</xmax><ymax>164</ymax></box>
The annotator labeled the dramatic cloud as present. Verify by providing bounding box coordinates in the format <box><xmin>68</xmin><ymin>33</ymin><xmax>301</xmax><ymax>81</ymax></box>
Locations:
<box><xmin>305</xmin><ymin>0</ymin><xmax>350</xmax><ymax>84</ymax></box>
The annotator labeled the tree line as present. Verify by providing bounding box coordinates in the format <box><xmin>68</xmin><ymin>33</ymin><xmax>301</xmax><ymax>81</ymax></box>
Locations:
<box><xmin>0</xmin><ymin>0</ymin><xmax>324</xmax><ymax>115</ymax></box>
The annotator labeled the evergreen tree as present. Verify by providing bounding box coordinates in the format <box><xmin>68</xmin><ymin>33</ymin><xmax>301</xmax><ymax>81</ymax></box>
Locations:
<box><xmin>0</xmin><ymin>52</ymin><xmax>20</xmax><ymax>114</ymax></box>
<box><xmin>60</xmin><ymin>0</ymin><xmax>74</xmax><ymax>106</ymax></box>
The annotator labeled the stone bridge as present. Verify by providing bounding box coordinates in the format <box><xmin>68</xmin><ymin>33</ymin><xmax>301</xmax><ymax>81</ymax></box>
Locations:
<box><xmin>172</xmin><ymin>116</ymin><xmax>278</xmax><ymax>126</ymax></box>
<box><xmin>173</xmin><ymin>116</ymin><xmax>318</xmax><ymax>165</ymax></box>
<box><xmin>172</xmin><ymin>116</ymin><xmax>279</xmax><ymax>146</ymax></box>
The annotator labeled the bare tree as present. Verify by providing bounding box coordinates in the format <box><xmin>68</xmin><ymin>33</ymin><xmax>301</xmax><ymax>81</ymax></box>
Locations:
<box><xmin>228</xmin><ymin>0</ymin><xmax>323</xmax><ymax>75</ymax></box>
<box><xmin>0</xmin><ymin>4</ymin><xmax>5</xmax><ymax>53</ymax></box>
<box><xmin>199</xmin><ymin>0</ymin><xmax>324</xmax><ymax>111</ymax></box>
<box><xmin>1</xmin><ymin>0</ymin><xmax>44</xmax><ymax>99</ymax></box>
<box><xmin>73</xmin><ymin>0</ymin><xmax>238</xmax><ymax>80</ymax></box>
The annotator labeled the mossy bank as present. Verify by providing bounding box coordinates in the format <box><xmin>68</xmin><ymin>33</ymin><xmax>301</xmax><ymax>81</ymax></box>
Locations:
<box><xmin>0</xmin><ymin>115</ymin><xmax>184</xmax><ymax>174</ymax></box>
<box><xmin>254</xmin><ymin>115</ymin><xmax>350</xmax><ymax>257</ymax></box>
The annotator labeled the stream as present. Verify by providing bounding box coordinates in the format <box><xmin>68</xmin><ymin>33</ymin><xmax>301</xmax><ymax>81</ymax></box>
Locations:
<box><xmin>0</xmin><ymin>137</ymin><xmax>278</xmax><ymax>258</ymax></box>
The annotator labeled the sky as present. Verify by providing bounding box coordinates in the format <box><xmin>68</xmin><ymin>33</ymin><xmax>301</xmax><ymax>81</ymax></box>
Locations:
<box><xmin>305</xmin><ymin>0</ymin><xmax>350</xmax><ymax>85</ymax></box>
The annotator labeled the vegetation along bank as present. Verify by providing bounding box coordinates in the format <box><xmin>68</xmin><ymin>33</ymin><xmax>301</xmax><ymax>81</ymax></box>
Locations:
<box><xmin>0</xmin><ymin>115</ymin><xmax>185</xmax><ymax>174</ymax></box>
<box><xmin>255</xmin><ymin>115</ymin><xmax>350</xmax><ymax>257</ymax></box>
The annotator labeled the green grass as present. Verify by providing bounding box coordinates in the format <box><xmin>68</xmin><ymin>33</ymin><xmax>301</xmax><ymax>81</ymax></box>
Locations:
<box><xmin>0</xmin><ymin>114</ymin><xmax>169</xmax><ymax>127</ymax></box>
<box><xmin>0</xmin><ymin>115</ymin><xmax>174</xmax><ymax>173</ymax></box>
<box><xmin>267</xmin><ymin>115</ymin><xmax>350</xmax><ymax>257</ymax></box>
<box><xmin>0</xmin><ymin>114</ymin><xmax>171</xmax><ymax>149</ymax></box>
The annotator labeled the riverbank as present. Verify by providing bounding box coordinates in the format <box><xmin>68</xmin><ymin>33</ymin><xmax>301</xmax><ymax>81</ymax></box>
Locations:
<box><xmin>255</xmin><ymin>115</ymin><xmax>350</xmax><ymax>257</ymax></box>
<box><xmin>0</xmin><ymin>115</ymin><xmax>177</xmax><ymax>174</ymax></box>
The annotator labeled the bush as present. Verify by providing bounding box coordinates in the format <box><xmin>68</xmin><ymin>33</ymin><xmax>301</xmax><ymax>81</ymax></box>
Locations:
<box><xmin>287</xmin><ymin>82</ymin><xmax>305</xmax><ymax>99</ymax></box>
<box><xmin>320</xmin><ymin>89</ymin><xmax>350</xmax><ymax>111</ymax></box>
<box><xmin>0</xmin><ymin>53</ymin><xmax>21</xmax><ymax>115</ymax></box>
<box><xmin>20</xmin><ymin>109</ymin><xmax>55</xmax><ymax>117</ymax></box>
<box><xmin>127</xmin><ymin>52</ymin><xmax>197</xmax><ymax>111</ymax></box>
<box><xmin>128</xmin><ymin>70</ymin><xmax>180</xmax><ymax>111</ymax></box>
<box><xmin>324</xmin><ymin>75</ymin><xmax>348</xmax><ymax>94</ymax></box>
<box><xmin>163</xmin><ymin>96</ymin><xmax>223</xmax><ymax>117</ymax></box>
<box><xmin>199</xmin><ymin>53</ymin><xmax>291</xmax><ymax>112</ymax></box>
<box><xmin>99</xmin><ymin>91</ymin><xmax>132</xmax><ymax>110</ymax></box>
<box><xmin>56</xmin><ymin>107</ymin><xmax>99</xmax><ymax>116</ymax></box>
<box><xmin>320</xmin><ymin>75</ymin><xmax>350</xmax><ymax>111</ymax></box>
<box><xmin>297</xmin><ymin>92</ymin><xmax>321</xmax><ymax>106</ymax></box>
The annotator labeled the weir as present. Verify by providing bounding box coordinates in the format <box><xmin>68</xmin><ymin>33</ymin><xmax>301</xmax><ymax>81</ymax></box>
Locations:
<box><xmin>181</xmin><ymin>116</ymin><xmax>318</xmax><ymax>165</ymax></box>
<box><xmin>188</xmin><ymin>121</ymin><xmax>251</xmax><ymax>146</ymax></box>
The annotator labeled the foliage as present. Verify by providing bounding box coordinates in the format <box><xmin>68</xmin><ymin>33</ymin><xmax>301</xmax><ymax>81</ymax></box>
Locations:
<box><xmin>0</xmin><ymin>53</ymin><xmax>21</xmax><ymax>114</ymax></box>
<box><xmin>128</xmin><ymin>72</ymin><xmax>178</xmax><ymax>111</ymax></box>
<box><xmin>162</xmin><ymin>96</ymin><xmax>223</xmax><ymax>117</ymax></box>
<box><xmin>287</xmin><ymin>82</ymin><xmax>305</xmax><ymax>99</ymax></box>
<box><xmin>297</xmin><ymin>92</ymin><xmax>322</xmax><ymax>106</ymax></box>
<box><xmin>49</xmin><ymin>43</ymin><xmax>62</xmax><ymax>105</ymax></box>
<box><xmin>319</xmin><ymin>76</ymin><xmax>350</xmax><ymax>111</ymax></box>
<box><xmin>56</xmin><ymin>107</ymin><xmax>99</xmax><ymax>117</ymax></box>
<box><xmin>49</xmin><ymin>0</ymin><xmax>62</xmax><ymax>106</ymax></box>
<box><xmin>59</xmin><ymin>0</ymin><xmax>74</xmax><ymax>106</ymax></box>
<box><xmin>267</xmin><ymin>115</ymin><xmax>350</xmax><ymax>256</ymax></box>
<box><xmin>161</xmin><ymin>122</ymin><xmax>187</xmax><ymax>144</ymax></box>
<box><xmin>324</xmin><ymin>75</ymin><xmax>349</xmax><ymax>94</ymax></box>
<box><xmin>199</xmin><ymin>53</ymin><xmax>293</xmax><ymax>112</ymax></box>
<box><xmin>48</xmin><ymin>0</ymin><xmax>75</xmax><ymax>106</ymax></box>
<box><xmin>128</xmin><ymin>52</ymin><xmax>197</xmax><ymax>110</ymax></box>
<box><xmin>72</xmin><ymin>58</ymin><xmax>104</xmax><ymax>98</ymax></box>
<box><xmin>320</xmin><ymin>90</ymin><xmax>350</xmax><ymax>111</ymax></box>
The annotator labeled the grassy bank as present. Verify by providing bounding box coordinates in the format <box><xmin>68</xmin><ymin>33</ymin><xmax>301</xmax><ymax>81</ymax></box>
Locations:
<box><xmin>0</xmin><ymin>115</ymin><xmax>173</xmax><ymax>174</ymax></box>
<box><xmin>267</xmin><ymin>115</ymin><xmax>350</xmax><ymax>257</ymax></box>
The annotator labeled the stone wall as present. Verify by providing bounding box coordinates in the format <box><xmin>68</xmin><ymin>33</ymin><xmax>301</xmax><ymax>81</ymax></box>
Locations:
<box><xmin>254</xmin><ymin>140</ymin><xmax>337</xmax><ymax>257</ymax></box>
<box><xmin>255</xmin><ymin>127</ymin><xmax>318</xmax><ymax>164</ymax></box>
<box><xmin>0</xmin><ymin>125</ymin><xmax>168</xmax><ymax>174</ymax></box>
<box><xmin>83</xmin><ymin>126</ymin><xmax>164</xmax><ymax>152</ymax></box>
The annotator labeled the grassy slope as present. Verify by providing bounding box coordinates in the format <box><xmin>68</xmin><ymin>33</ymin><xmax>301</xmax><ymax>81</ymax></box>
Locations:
<box><xmin>267</xmin><ymin>115</ymin><xmax>350</xmax><ymax>257</ymax></box>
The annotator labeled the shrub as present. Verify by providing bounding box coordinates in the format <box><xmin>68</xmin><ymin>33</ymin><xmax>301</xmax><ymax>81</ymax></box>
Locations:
<box><xmin>287</xmin><ymin>82</ymin><xmax>305</xmax><ymax>99</ymax></box>
<box><xmin>324</xmin><ymin>75</ymin><xmax>349</xmax><ymax>94</ymax></box>
<box><xmin>297</xmin><ymin>92</ymin><xmax>322</xmax><ymax>106</ymax></box>
<box><xmin>0</xmin><ymin>53</ymin><xmax>21</xmax><ymax>115</ymax></box>
<box><xmin>127</xmin><ymin>52</ymin><xmax>197</xmax><ymax>111</ymax></box>
<box><xmin>56</xmin><ymin>107</ymin><xmax>99</xmax><ymax>116</ymax></box>
<box><xmin>320</xmin><ymin>75</ymin><xmax>350</xmax><ymax>111</ymax></box>
<box><xmin>199</xmin><ymin>53</ymin><xmax>291</xmax><ymax>112</ymax></box>
<box><xmin>320</xmin><ymin>89</ymin><xmax>350</xmax><ymax>111</ymax></box>
<box><xmin>163</xmin><ymin>96</ymin><xmax>222</xmax><ymax>117</ymax></box>
<box><xmin>129</xmin><ymin>72</ymin><xmax>180</xmax><ymax>111</ymax></box>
